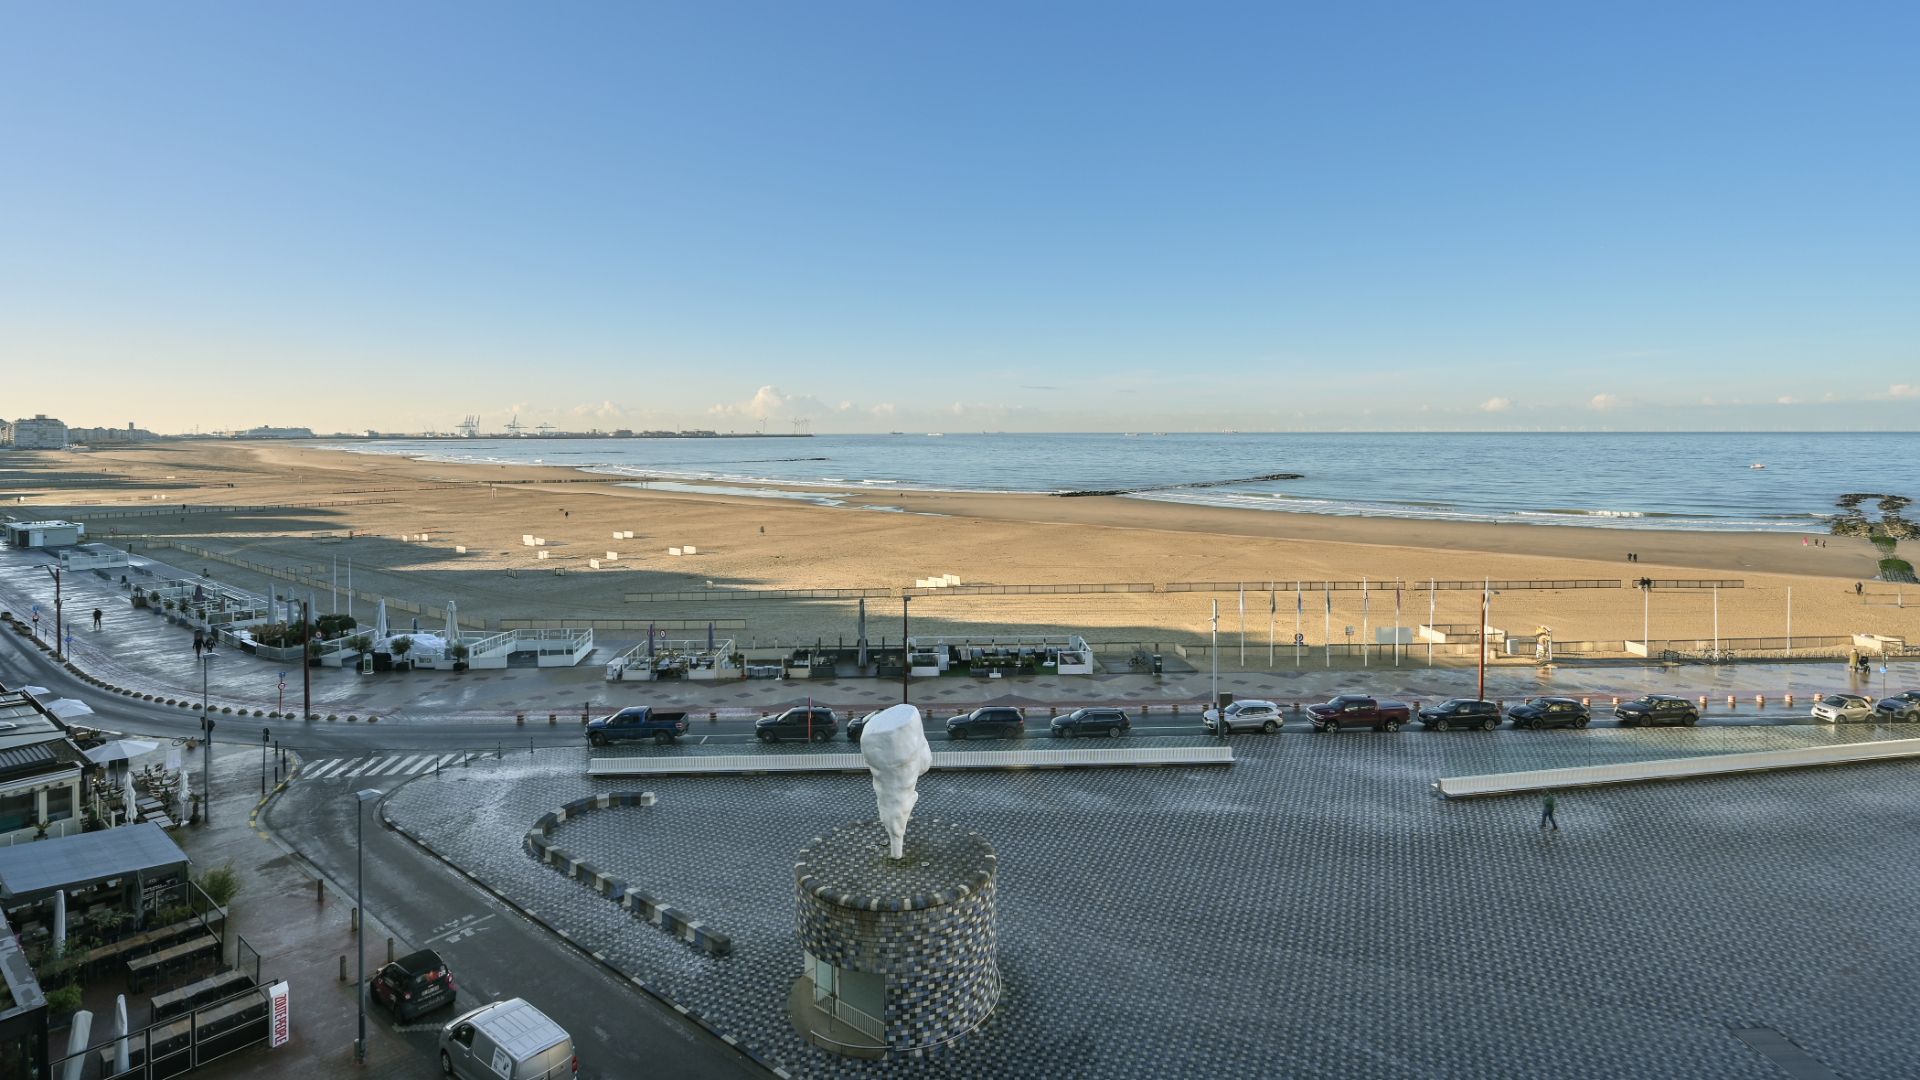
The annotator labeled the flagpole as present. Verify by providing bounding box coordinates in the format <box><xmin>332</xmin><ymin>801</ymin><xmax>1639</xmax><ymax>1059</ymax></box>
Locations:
<box><xmin>1324</xmin><ymin>585</ymin><xmax>1331</xmax><ymax>669</ymax></box>
<box><xmin>1210</xmin><ymin>600</ymin><xmax>1220</xmax><ymax>713</ymax></box>
<box><xmin>1394</xmin><ymin>583</ymin><xmax>1402</xmax><ymax>666</ymax></box>
<box><xmin>1786</xmin><ymin>587</ymin><xmax>1792</xmax><ymax>656</ymax></box>
<box><xmin>1294</xmin><ymin>582</ymin><xmax>1302</xmax><ymax>668</ymax></box>
<box><xmin>1362</xmin><ymin>576</ymin><xmax>1369</xmax><ymax>668</ymax></box>
<box><xmin>1268</xmin><ymin>587</ymin><xmax>1275</xmax><ymax>668</ymax></box>
<box><xmin>1238</xmin><ymin>586</ymin><xmax>1246</xmax><ymax>666</ymax></box>
<box><xmin>1428</xmin><ymin>577</ymin><xmax>1435</xmax><ymax>667</ymax></box>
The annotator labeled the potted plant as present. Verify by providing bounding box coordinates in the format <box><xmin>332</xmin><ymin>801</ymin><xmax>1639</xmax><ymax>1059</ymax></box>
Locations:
<box><xmin>449</xmin><ymin>642</ymin><xmax>470</xmax><ymax>671</ymax></box>
<box><xmin>307</xmin><ymin>639</ymin><xmax>324</xmax><ymax>666</ymax></box>
<box><xmin>44</xmin><ymin>982</ymin><xmax>83</xmax><ymax>1027</ymax></box>
<box><xmin>389</xmin><ymin>635</ymin><xmax>414</xmax><ymax>670</ymax></box>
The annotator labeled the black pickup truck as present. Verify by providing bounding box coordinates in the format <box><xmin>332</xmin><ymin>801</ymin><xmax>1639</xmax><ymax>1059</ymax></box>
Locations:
<box><xmin>1306</xmin><ymin>694</ymin><xmax>1412</xmax><ymax>733</ymax></box>
<box><xmin>586</xmin><ymin>706</ymin><xmax>691</xmax><ymax>746</ymax></box>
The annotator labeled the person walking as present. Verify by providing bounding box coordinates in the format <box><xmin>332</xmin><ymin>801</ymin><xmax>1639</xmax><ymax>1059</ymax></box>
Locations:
<box><xmin>1539</xmin><ymin>790</ymin><xmax>1559</xmax><ymax>832</ymax></box>
<box><xmin>193</xmin><ymin>629</ymin><xmax>205</xmax><ymax>656</ymax></box>
<box><xmin>92</xmin><ymin>608</ymin><xmax>103</xmax><ymax>631</ymax></box>
<box><xmin>1856</xmin><ymin>581</ymin><xmax>1864</xmax><ymax>596</ymax></box>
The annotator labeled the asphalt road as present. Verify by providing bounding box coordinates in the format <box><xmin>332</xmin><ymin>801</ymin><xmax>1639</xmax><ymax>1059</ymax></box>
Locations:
<box><xmin>265</xmin><ymin>765</ymin><xmax>766</xmax><ymax>1079</ymax></box>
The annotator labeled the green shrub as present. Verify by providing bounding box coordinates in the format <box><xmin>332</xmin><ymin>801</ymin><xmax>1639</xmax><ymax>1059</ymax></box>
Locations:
<box><xmin>44</xmin><ymin>983</ymin><xmax>83</xmax><ymax>1014</ymax></box>
<box><xmin>196</xmin><ymin>861</ymin><xmax>241</xmax><ymax>908</ymax></box>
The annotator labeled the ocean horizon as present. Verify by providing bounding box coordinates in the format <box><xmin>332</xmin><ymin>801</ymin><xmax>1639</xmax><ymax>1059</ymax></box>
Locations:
<box><xmin>322</xmin><ymin>431</ymin><xmax>1916</xmax><ymax>533</ymax></box>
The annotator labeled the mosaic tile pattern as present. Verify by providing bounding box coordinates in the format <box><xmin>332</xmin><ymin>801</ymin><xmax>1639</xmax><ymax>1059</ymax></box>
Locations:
<box><xmin>796</xmin><ymin>820</ymin><xmax>999</xmax><ymax>1052</ymax></box>
<box><xmin>386</xmin><ymin>725</ymin><xmax>1920</xmax><ymax>1078</ymax></box>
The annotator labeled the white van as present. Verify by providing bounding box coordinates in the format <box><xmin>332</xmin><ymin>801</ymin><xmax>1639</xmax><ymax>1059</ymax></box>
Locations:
<box><xmin>439</xmin><ymin>998</ymin><xmax>577</xmax><ymax>1079</ymax></box>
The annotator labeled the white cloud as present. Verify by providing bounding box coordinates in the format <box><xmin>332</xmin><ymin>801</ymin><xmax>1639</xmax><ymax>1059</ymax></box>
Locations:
<box><xmin>707</xmin><ymin>385</ymin><xmax>787</xmax><ymax>420</ymax></box>
<box><xmin>1480</xmin><ymin>396</ymin><xmax>1512</xmax><ymax>413</ymax></box>
<box><xmin>869</xmin><ymin>403</ymin><xmax>896</xmax><ymax>417</ymax></box>
<box><xmin>1588</xmin><ymin>393</ymin><xmax>1622</xmax><ymax>411</ymax></box>
<box><xmin>1891</xmin><ymin>384</ymin><xmax>1918</xmax><ymax>398</ymax></box>
<box><xmin>1776</xmin><ymin>395</ymin><xmax>1798</xmax><ymax>405</ymax></box>
<box><xmin>570</xmin><ymin>400</ymin><xmax>623</xmax><ymax>419</ymax></box>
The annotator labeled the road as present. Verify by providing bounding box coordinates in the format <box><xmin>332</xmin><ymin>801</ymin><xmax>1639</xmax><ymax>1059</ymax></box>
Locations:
<box><xmin>264</xmin><ymin>760</ymin><xmax>767</xmax><ymax>1079</ymax></box>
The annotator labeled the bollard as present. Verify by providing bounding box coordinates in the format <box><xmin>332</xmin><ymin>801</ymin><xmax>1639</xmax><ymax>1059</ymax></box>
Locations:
<box><xmin>387</xmin><ymin>937</ymin><xmax>394</xmax><ymax>964</ymax></box>
<box><xmin>1171</xmin><ymin>703</ymin><xmax>1179</xmax><ymax>714</ymax></box>
<box><xmin>1756</xmin><ymin>695</ymin><xmax>1766</xmax><ymax>706</ymax></box>
<box><xmin>516</xmin><ymin>713</ymin><xmax>525</xmax><ymax>726</ymax></box>
<box><xmin>1699</xmin><ymin>695</ymin><xmax>1708</xmax><ymax>708</ymax></box>
<box><xmin>317</xmin><ymin>879</ymin><xmax>325</xmax><ymax>904</ymax></box>
<box><xmin>339</xmin><ymin>955</ymin><xmax>346</xmax><ymax>982</ymax></box>
<box><xmin>548</xmin><ymin>714</ymin><xmax>556</xmax><ymax>725</ymax></box>
<box><xmin>1785</xmin><ymin>693</ymin><xmax>1795</xmax><ymax>706</ymax></box>
<box><xmin>351</xmin><ymin>907</ymin><xmax>358</xmax><ymax>934</ymax></box>
<box><xmin>1727</xmin><ymin>694</ymin><xmax>1736</xmax><ymax>708</ymax></box>
<box><xmin>1611</xmin><ymin>696</ymin><xmax>1620</xmax><ymax>706</ymax></box>
<box><xmin>709</xmin><ymin>711</ymin><xmax>718</xmax><ymax>723</ymax></box>
<box><xmin>1581</xmin><ymin>697</ymin><xmax>1590</xmax><ymax>707</ymax></box>
<box><xmin>1049</xmin><ymin>706</ymin><xmax>1057</xmax><ymax>717</ymax></box>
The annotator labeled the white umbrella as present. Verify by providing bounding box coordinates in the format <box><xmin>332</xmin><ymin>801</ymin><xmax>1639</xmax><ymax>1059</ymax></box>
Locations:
<box><xmin>52</xmin><ymin>890</ymin><xmax>66</xmax><ymax>957</ymax></box>
<box><xmin>114</xmin><ymin>995</ymin><xmax>130</xmax><ymax>1074</ymax></box>
<box><xmin>177</xmin><ymin>770</ymin><xmax>192</xmax><ymax>824</ymax></box>
<box><xmin>86</xmin><ymin>739</ymin><xmax>162</xmax><ymax>767</ymax></box>
<box><xmin>43</xmin><ymin>698</ymin><xmax>94</xmax><ymax>720</ymax></box>
<box><xmin>445</xmin><ymin>600</ymin><xmax>459</xmax><ymax>644</ymax></box>
<box><xmin>62</xmin><ymin>1010</ymin><xmax>92</xmax><ymax>1080</ymax></box>
<box><xmin>121</xmin><ymin>770</ymin><xmax>139</xmax><ymax>824</ymax></box>
<box><xmin>375</xmin><ymin>599</ymin><xmax>388</xmax><ymax>641</ymax></box>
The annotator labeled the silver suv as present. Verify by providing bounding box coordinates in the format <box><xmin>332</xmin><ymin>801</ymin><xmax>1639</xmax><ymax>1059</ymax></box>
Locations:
<box><xmin>1203</xmin><ymin>699</ymin><xmax>1283</xmax><ymax>734</ymax></box>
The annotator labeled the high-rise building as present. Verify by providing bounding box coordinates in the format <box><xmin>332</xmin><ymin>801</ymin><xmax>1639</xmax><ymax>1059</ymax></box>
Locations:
<box><xmin>1</xmin><ymin>415</ymin><xmax>69</xmax><ymax>450</ymax></box>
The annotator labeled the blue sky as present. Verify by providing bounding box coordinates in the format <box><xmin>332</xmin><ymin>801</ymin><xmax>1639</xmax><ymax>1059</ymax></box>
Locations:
<box><xmin>3</xmin><ymin>2</ymin><xmax>1915</xmax><ymax>433</ymax></box>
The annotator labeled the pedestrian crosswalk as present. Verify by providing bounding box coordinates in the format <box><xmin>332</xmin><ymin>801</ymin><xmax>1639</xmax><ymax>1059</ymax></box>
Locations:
<box><xmin>296</xmin><ymin>753</ymin><xmax>476</xmax><ymax>782</ymax></box>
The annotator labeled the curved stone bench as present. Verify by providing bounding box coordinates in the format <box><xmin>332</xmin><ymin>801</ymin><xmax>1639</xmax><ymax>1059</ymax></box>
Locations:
<box><xmin>524</xmin><ymin>791</ymin><xmax>732</xmax><ymax>957</ymax></box>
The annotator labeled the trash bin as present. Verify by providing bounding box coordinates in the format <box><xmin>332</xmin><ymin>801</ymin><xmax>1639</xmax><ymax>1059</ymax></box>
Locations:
<box><xmin>1151</xmin><ymin>654</ymin><xmax>1163</xmax><ymax>676</ymax></box>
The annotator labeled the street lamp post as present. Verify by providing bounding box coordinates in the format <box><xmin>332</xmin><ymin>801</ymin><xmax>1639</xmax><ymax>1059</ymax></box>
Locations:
<box><xmin>200</xmin><ymin>654</ymin><xmax>214</xmax><ymax>823</ymax></box>
<box><xmin>353</xmin><ymin>787</ymin><xmax>384</xmax><ymax>1064</ymax></box>
<box><xmin>42</xmin><ymin>566</ymin><xmax>63</xmax><ymax>661</ymax></box>
<box><xmin>900</xmin><ymin>595</ymin><xmax>910</xmax><ymax>704</ymax></box>
<box><xmin>260</xmin><ymin>728</ymin><xmax>270</xmax><ymax>795</ymax></box>
<box><xmin>1210</xmin><ymin>600</ymin><xmax>1220</xmax><ymax>723</ymax></box>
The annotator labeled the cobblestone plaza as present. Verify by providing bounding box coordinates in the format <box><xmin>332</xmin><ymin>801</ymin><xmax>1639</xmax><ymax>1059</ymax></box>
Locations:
<box><xmin>384</xmin><ymin>726</ymin><xmax>1920</xmax><ymax>1078</ymax></box>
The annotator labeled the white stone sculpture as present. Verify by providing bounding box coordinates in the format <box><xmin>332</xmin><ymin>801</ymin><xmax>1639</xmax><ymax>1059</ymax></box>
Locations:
<box><xmin>858</xmin><ymin>704</ymin><xmax>933</xmax><ymax>859</ymax></box>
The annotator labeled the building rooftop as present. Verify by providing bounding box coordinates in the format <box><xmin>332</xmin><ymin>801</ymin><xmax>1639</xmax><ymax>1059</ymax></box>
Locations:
<box><xmin>0</xmin><ymin>823</ymin><xmax>189</xmax><ymax>905</ymax></box>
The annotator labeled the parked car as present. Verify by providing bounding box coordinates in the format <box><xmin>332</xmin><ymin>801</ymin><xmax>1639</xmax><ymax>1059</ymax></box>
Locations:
<box><xmin>845</xmin><ymin>711</ymin><xmax>876</xmax><ymax>743</ymax></box>
<box><xmin>1613</xmin><ymin>694</ymin><xmax>1699</xmax><ymax>727</ymax></box>
<box><xmin>1417</xmin><ymin>698</ymin><xmax>1501</xmax><ymax>731</ymax></box>
<box><xmin>1306</xmin><ymin>695</ymin><xmax>1411</xmax><ymax>733</ymax></box>
<box><xmin>370</xmin><ymin>949</ymin><xmax>457</xmax><ymax>1023</ymax></box>
<box><xmin>440</xmin><ymin>998</ymin><xmax>576</xmax><ymax>1080</ymax></box>
<box><xmin>946</xmin><ymin>707</ymin><xmax>1025</xmax><ymax>740</ymax></box>
<box><xmin>1050</xmin><ymin>707</ymin><xmax>1131</xmax><ymax>738</ymax></box>
<box><xmin>1202</xmin><ymin>699</ymin><xmax>1284</xmax><ymax>735</ymax></box>
<box><xmin>756</xmin><ymin>706</ymin><xmax>838</xmax><ymax>742</ymax></box>
<box><xmin>1812</xmin><ymin>693</ymin><xmax>1874</xmax><ymax>723</ymax></box>
<box><xmin>585</xmin><ymin>707</ymin><xmax>689</xmax><ymax>747</ymax></box>
<box><xmin>1873</xmin><ymin>690</ymin><xmax>1920</xmax><ymax>723</ymax></box>
<box><xmin>1508</xmin><ymin>697</ymin><xmax>1590</xmax><ymax>729</ymax></box>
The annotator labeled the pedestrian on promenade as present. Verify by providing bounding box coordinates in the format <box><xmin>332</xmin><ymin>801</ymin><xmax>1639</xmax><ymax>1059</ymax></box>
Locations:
<box><xmin>1856</xmin><ymin>582</ymin><xmax>1864</xmax><ymax>596</ymax></box>
<box><xmin>193</xmin><ymin>630</ymin><xmax>205</xmax><ymax>656</ymax></box>
<box><xmin>1539</xmin><ymin>790</ymin><xmax>1558</xmax><ymax>832</ymax></box>
<box><xmin>92</xmin><ymin>608</ymin><xmax>103</xmax><ymax>630</ymax></box>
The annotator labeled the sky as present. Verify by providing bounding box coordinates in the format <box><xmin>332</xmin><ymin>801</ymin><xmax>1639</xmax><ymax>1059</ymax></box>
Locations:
<box><xmin>2</xmin><ymin>2</ymin><xmax>1916</xmax><ymax>434</ymax></box>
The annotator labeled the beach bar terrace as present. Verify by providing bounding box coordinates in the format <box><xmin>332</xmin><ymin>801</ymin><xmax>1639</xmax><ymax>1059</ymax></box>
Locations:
<box><xmin>906</xmin><ymin>635</ymin><xmax>1096</xmax><ymax>676</ymax></box>
<box><xmin>405</xmin><ymin>627</ymin><xmax>595</xmax><ymax>670</ymax></box>
<box><xmin>606</xmin><ymin>638</ymin><xmax>738</xmax><ymax>681</ymax></box>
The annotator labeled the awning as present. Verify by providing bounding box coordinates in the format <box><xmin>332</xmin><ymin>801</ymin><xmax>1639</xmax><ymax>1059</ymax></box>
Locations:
<box><xmin>0</xmin><ymin>823</ymin><xmax>190</xmax><ymax>905</ymax></box>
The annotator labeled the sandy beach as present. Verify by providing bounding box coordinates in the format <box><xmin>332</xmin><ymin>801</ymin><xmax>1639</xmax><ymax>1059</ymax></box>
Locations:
<box><xmin>4</xmin><ymin>441</ymin><xmax>1914</xmax><ymax>659</ymax></box>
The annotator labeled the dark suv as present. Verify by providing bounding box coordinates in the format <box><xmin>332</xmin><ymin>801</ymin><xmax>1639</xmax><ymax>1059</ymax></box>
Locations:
<box><xmin>755</xmin><ymin>707</ymin><xmax>838</xmax><ymax>742</ymax></box>
<box><xmin>1874</xmin><ymin>691</ymin><xmax>1920</xmax><ymax>723</ymax></box>
<box><xmin>947</xmin><ymin>707</ymin><xmax>1025</xmax><ymax>740</ymax></box>
<box><xmin>369</xmin><ymin>949</ymin><xmax>457</xmax><ymax>1022</ymax></box>
<box><xmin>1050</xmin><ymin>707</ymin><xmax>1131</xmax><ymax>738</ymax></box>
<box><xmin>1417</xmin><ymin>699</ymin><xmax>1501</xmax><ymax>732</ymax></box>
<box><xmin>1614</xmin><ymin>694</ymin><xmax>1698</xmax><ymax>727</ymax></box>
<box><xmin>1508</xmin><ymin>697</ymin><xmax>1590</xmax><ymax>729</ymax></box>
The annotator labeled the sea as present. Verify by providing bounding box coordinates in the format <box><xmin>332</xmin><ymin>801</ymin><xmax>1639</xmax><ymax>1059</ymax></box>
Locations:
<box><xmin>323</xmin><ymin>431</ymin><xmax>1917</xmax><ymax>533</ymax></box>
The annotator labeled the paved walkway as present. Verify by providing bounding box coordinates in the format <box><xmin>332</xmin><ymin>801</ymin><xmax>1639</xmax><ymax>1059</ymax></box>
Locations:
<box><xmin>4</xmin><ymin>548</ymin><xmax>1908</xmax><ymax>730</ymax></box>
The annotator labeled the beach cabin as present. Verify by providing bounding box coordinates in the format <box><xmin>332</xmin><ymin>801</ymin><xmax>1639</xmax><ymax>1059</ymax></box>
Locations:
<box><xmin>1</xmin><ymin>520</ymin><xmax>85</xmax><ymax>549</ymax></box>
<box><xmin>0</xmin><ymin>691</ymin><xmax>94</xmax><ymax>845</ymax></box>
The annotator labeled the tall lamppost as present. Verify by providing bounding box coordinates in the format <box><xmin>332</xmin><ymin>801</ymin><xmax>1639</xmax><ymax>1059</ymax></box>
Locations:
<box><xmin>200</xmin><ymin>654</ymin><xmax>214</xmax><ymax>823</ymax></box>
<box><xmin>900</xmin><ymin>595</ymin><xmax>910</xmax><ymax>704</ymax></box>
<box><xmin>353</xmin><ymin>787</ymin><xmax>384</xmax><ymax>1064</ymax></box>
<box><xmin>42</xmin><ymin>565</ymin><xmax>63</xmax><ymax>661</ymax></box>
<box><xmin>260</xmin><ymin>727</ymin><xmax>270</xmax><ymax>795</ymax></box>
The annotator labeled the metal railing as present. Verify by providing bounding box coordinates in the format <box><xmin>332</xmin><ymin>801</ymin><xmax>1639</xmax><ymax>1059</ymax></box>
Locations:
<box><xmin>54</xmin><ymin>983</ymin><xmax>271</xmax><ymax>1079</ymax></box>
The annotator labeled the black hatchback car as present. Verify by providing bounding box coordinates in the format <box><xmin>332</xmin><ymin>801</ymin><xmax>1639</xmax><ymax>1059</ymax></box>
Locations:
<box><xmin>1049</xmin><ymin>707</ymin><xmax>1131</xmax><ymax>738</ymax></box>
<box><xmin>1508</xmin><ymin>697</ymin><xmax>1590</xmax><ymax>729</ymax></box>
<box><xmin>947</xmin><ymin>707</ymin><xmax>1025</xmax><ymax>740</ymax></box>
<box><xmin>845</xmin><ymin>711</ymin><xmax>875</xmax><ymax>743</ymax></box>
<box><xmin>369</xmin><ymin>949</ymin><xmax>457</xmax><ymax>1022</ymax></box>
<box><xmin>756</xmin><ymin>706</ymin><xmax>838</xmax><ymax>742</ymax></box>
<box><xmin>1417</xmin><ymin>699</ymin><xmax>1501</xmax><ymax>731</ymax></box>
<box><xmin>1614</xmin><ymin>694</ymin><xmax>1699</xmax><ymax>727</ymax></box>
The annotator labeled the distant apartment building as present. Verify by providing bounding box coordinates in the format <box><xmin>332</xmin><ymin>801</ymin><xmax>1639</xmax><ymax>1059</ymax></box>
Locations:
<box><xmin>68</xmin><ymin>422</ymin><xmax>158</xmax><ymax>445</ymax></box>
<box><xmin>0</xmin><ymin>415</ymin><xmax>69</xmax><ymax>450</ymax></box>
<box><xmin>236</xmin><ymin>425</ymin><xmax>315</xmax><ymax>439</ymax></box>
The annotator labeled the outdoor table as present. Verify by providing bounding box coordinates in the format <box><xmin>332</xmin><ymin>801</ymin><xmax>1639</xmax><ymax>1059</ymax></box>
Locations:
<box><xmin>151</xmin><ymin>969</ymin><xmax>255</xmax><ymax>1020</ymax></box>
<box><xmin>127</xmin><ymin>933</ymin><xmax>219</xmax><ymax>988</ymax></box>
